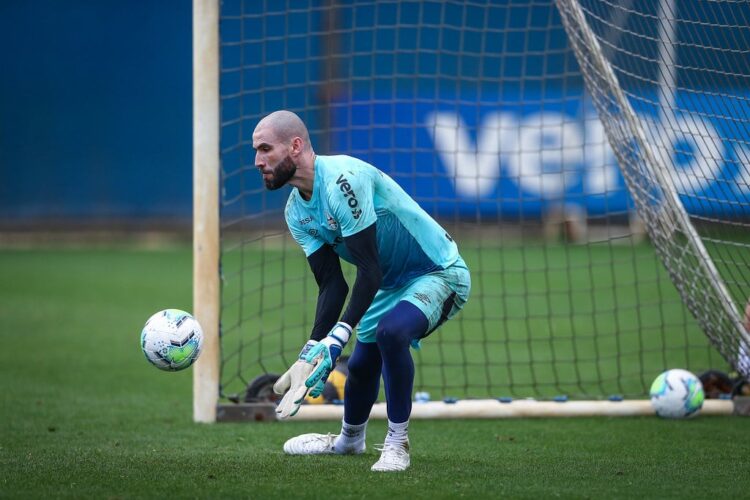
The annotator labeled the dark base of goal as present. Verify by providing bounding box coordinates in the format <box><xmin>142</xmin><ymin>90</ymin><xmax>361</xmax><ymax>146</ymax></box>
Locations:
<box><xmin>216</xmin><ymin>403</ymin><xmax>277</xmax><ymax>422</ymax></box>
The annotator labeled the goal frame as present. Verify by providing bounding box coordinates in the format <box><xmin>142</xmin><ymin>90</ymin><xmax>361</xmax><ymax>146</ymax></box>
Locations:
<box><xmin>192</xmin><ymin>0</ymin><xmax>747</xmax><ymax>423</ymax></box>
<box><xmin>193</xmin><ymin>0</ymin><xmax>221</xmax><ymax>424</ymax></box>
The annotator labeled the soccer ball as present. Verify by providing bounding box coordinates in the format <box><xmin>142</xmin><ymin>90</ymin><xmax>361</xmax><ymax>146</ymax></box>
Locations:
<box><xmin>649</xmin><ymin>369</ymin><xmax>705</xmax><ymax>419</ymax></box>
<box><xmin>140</xmin><ymin>309</ymin><xmax>203</xmax><ymax>371</ymax></box>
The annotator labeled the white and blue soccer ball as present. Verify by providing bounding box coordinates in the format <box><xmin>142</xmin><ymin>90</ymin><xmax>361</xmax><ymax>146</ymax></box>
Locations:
<box><xmin>649</xmin><ymin>368</ymin><xmax>705</xmax><ymax>419</ymax></box>
<box><xmin>141</xmin><ymin>309</ymin><xmax>203</xmax><ymax>371</ymax></box>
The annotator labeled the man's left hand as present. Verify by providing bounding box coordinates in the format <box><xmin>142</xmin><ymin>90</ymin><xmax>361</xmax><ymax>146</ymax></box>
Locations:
<box><xmin>304</xmin><ymin>322</ymin><xmax>352</xmax><ymax>389</ymax></box>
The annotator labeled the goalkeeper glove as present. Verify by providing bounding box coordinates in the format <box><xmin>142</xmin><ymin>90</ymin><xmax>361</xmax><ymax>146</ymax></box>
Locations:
<box><xmin>307</xmin><ymin>378</ymin><xmax>327</xmax><ymax>399</ymax></box>
<box><xmin>303</xmin><ymin>322</ymin><xmax>352</xmax><ymax>390</ymax></box>
<box><xmin>273</xmin><ymin>340</ymin><xmax>318</xmax><ymax>419</ymax></box>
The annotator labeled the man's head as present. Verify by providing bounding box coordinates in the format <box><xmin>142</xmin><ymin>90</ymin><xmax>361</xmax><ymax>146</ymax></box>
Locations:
<box><xmin>253</xmin><ymin>110</ymin><xmax>311</xmax><ymax>190</ymax></box>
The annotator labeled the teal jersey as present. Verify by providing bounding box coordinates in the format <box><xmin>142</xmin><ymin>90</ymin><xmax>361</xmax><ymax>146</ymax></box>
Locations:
<box><xmin>285</xmin><ymin>155</ymin><xmax>459</xmax><ymax>290</ymax></box>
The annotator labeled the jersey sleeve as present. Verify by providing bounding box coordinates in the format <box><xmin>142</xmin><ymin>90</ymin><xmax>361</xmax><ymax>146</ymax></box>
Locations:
<box><xmin>285</xmin><ymin>201</ymin><xmax>324</xmax><ymax>257</ymax></box>
<box><xmin>327</xmin><ymin>169</ymin><xmax>377</xmax><ymax>237</ymax></box>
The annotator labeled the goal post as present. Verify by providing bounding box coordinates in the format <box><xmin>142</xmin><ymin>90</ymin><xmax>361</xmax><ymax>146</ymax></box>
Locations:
<box><xmin>192</xmin><ymin>0</ymin><xmax>220</xmax><ymax>423</ymax></box>
<box><xmin>193</xmin><ymin>0</ymin><xmax>750</xmax><ymax>422</ymax></box>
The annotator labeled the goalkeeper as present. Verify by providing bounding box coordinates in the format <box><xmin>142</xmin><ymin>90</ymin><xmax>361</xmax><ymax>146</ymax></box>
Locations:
<box><xmin>253</xmin><ymin>110</ymin><xmax>470</xmax><ymax>472</ymax></box>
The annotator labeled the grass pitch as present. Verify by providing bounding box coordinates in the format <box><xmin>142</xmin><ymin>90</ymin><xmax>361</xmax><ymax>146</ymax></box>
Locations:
<box><xmin>1</xmin><ymin>247</ymin><xmax>748</xmax><ymax>499</ymax></box>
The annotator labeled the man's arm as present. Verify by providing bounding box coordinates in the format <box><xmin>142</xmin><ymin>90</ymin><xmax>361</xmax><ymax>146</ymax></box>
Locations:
<box><xmin>306</xmin><ymin>222</ymin><xmax>382</xmax><ymax>339</ymax></box>
<box><xmin>271</xmin><ymin>244</ymin><xmax>351</xmax><ymax>418</ymax></box>
<box><xmin>300</xmin><ymin>222</ymin><xmax>382</xmax><ymax>392</ymax></box>
<box><xmin>340</xmin><ymin>222</ymin><xmax>382</xmax><ymax>327</ymax></box>
<box><xmin>307</xmin><ymin>244</ymin><xmax>349</xmax><ymax>341</ymax></box>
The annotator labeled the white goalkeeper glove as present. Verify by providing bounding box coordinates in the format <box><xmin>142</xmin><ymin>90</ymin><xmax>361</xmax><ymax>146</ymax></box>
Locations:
<box><xmin>273</xmin><ymin>340</ymin><xmax>318</xmax><ymax>419</ymax></box>
<box><xmin>303</xmin><ymin>322</ymin><xmax>352</xmax><ymax>391</ymax></box>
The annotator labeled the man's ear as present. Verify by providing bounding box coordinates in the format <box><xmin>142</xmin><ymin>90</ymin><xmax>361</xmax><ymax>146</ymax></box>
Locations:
<box><xmin>290</xmin><ymin>136</ymin><xmax>304</xmax><ymax>157</ymax></box>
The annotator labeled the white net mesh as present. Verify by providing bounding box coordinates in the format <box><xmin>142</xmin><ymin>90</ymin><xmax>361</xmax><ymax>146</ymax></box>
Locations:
<box><xmin>218</xmin><ymin>0</ymin><xmax>735</xmax><ymax>403</ymax></box>
<box><xmin>557</xmin><ymin>0</ymin><xmax>750</xmax><ymax>377</ymax></box>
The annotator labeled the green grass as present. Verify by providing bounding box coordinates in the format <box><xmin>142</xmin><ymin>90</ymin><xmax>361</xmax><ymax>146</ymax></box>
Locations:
<box><xmin>1</xmin><ymin>247</ymin><xmax>748</xmax><ymax>499</ymax></box>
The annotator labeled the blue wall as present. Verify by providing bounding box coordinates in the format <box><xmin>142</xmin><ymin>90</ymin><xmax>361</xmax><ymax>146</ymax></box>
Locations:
<box><xmin>2</xmin><ymin>1</ymin><xmax>748</xmax><ymax>223</ymax></box>
<box><xmin>0</xmin><ymin>1</ymin><xmax>192</xmax><ymax>222</ymax></box>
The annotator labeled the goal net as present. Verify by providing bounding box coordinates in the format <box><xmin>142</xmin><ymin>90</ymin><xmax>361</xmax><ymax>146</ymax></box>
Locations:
<box><xmin>556</xmin><ymin>0</ymin><xmax>750</xmax><ymax>377</ymax></box>
<box><xmin>195</xmin><ymin>0</ymin><xmax>749</xmax><ymax>420</ymax></box>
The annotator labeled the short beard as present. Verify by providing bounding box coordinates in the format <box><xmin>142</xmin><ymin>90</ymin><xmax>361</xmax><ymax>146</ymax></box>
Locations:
<box><xmin>265</xmin><ymin>155</ymin><xmax>297</xmax><ymax>190</ymax></box>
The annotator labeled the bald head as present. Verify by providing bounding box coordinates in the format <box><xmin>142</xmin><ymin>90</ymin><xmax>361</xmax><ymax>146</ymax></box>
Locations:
<box><xmin>255</xmin><ymin>110</ymin><xmax>311</xmax><ymax>150</ymax></box>
<box><xmin>253</xmin><ymin>110</ymin><xmax>317</xmax><ymax>194</ymax></box>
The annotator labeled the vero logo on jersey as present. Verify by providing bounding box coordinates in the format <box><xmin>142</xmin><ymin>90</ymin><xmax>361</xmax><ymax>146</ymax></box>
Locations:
<box><xmin>336</xmin><ymin>174</ymin><xmax>362</xmax><ymax>219</ymax></box>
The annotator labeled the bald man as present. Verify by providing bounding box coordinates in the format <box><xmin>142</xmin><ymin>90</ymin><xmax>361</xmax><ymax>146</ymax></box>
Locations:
<box><xmin>253</xmin><ymin>110</ymin><xmax>470</xmax><ymax>472</ymax></box>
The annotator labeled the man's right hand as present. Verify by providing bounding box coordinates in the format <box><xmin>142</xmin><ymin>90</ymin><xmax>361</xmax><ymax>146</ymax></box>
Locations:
<box><xmin>273</xmin><ymin>340</ymin><xmax>318</xmax><ymax>418</ymax></box>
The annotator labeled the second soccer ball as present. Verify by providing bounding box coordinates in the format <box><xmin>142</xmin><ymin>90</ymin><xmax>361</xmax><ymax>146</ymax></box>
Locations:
<box><xmin>649</xmin><ymin>369</ymin><xmax>704</xmax><ymax>419</ymax></box>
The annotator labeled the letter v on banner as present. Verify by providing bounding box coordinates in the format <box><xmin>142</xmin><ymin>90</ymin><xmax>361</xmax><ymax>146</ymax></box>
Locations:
<box><xmin>424</xmin><ymin>111</ymin><xmax>518</xmax><ymax>199</ymax></box>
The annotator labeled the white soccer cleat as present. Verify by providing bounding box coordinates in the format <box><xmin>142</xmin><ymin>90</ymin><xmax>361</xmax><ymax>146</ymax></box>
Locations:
<box><xmin>283</xmin><ymin>433</ymin><xmax>365</xmax><ymax>455</ymax></box>
<box><xmin>371</xmin><ymin>441</ymin><xmax>410</xmax><ymax>472</ymax></box>
<box><xmin>283</xmin><ymin>433</ymin><xmax>337</xmax><ymax>455</ymax></box>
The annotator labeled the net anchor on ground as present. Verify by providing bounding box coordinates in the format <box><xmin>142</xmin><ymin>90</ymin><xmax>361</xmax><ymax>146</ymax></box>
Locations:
<box><xmin>216</xmin><ymin>403</ymin><xmax>277</xmax><ymax>422</ymax></box>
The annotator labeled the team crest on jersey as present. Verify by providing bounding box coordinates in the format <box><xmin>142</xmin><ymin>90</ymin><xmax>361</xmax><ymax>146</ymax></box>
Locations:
<box><xmin>326</xmin><ymin>213</ymin><xmax>339</xmax><ymax>231</ymax></box>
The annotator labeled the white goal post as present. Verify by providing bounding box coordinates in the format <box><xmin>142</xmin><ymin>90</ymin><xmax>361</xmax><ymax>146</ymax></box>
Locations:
<box><xmin>193</xmin><ymin>0</ymin><xmax>221</xmax><ymax>424</ymax></box>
